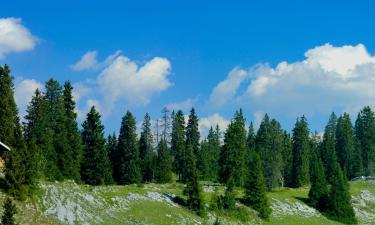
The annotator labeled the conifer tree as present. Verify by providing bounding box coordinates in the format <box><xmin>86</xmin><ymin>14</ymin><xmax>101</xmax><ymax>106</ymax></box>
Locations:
<box><xmin>336</xmin><ymin>113</ymin><xmax>357</xmax><ymax>179</ymax></box>
<box><xmin>219</xmin><ymin>110</ymin><xmax>247</xmax><ymax>186</ymax></box>
<box><xmin>139</xmin><ymin>113</ymin><xmax>155</xmax><ymax>182</ymax></box>
<box><xmin>198</xmin><ymin>126</ymin><xmax>221</xmax><ymax>181</ymax></box>
<box><xmin>255</xmin><ymin>115</ymin><xmax>284</xmax><ymax>190</ymax></box>
<box><xmin>291</xmin><ymin>116</ymin><xmax>310</xmax><ymax>187</ymax></box>
<box><xmin>244</xmin><ymin>152</ymin><xmax>271</xmax><ymax>219</ymax></box>
<box><xmin>355</xmin><ymin>106</ymin><xmax>375</xmax><ymax>176</ymax></box>
<box><xmin>282</xmin><ymin>131</ymin><xmax>293</xmax><ymax>187</ymax></box>
<box><xmin>62</xmin><ymin>81</ymin><xmax>82</xmax><ymax>181</ymax></box>
<box><xmin>186</xmin><ymin>108</ymin><xmax>200</xmax><ymax>157</ymax></box>
<box><xmin>43</xmin><ymin>79</ymin><xmax>67</xmax><ymax>180</ymax></box>
<box><xmin>156</xmin><ymin>139</ymin><xmax>172</xmax><ymax>183</ymax></box>
<box><xmin>321</xmin><ymin>112</ymin><xmax>338</xmax><ymax>184</ymax></box>
<box><xmin>327</xmin><ymin>163</ymin><xmax>357</xmax><ymax>224</ymax></box>
<box><xmin>171</xmin><ymin>110</ymin><xmax>186</xmax><ymax>181</ymax></box>
<box><xmin>184</xmin><ymin>142</ymin><xmax>204</xmax><ymax>216</ymax></box>
<box><xmin>1</xmin><ymin>197</ymin><xmax>18</xmax><ymax>225</ymax></box>
<box><xmin>308</xmin><ymin>150</ymin><xmax>328</xmax><ymax>210</ymax></box>
<box><xmin>81</xmin><ymin>106</ymin><xmax>113</xmax><ymax>185</ymax></box>
<box><xmin>107</xmin><ymin>133</ymin><xmax>117</xmax><ymax>178</ymax></box>
<box><xmin>247</xmin><ymin>122</ymin><xmax>256</xmax><ymax>153</ymax></box>
<box><xmin>114</xmin><ymin>111</ymin><xmax>141</xmax><ymax>184</ymax></box>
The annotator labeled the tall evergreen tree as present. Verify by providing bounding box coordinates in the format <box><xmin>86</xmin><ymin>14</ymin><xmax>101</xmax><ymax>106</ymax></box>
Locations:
<box><xmin>308</xmin><ymin>150</ymin><xmax>328</xmax><ymax>210</ymax></box>
<box><xmin>62</xmin><ymin>81</ymin><xmax>82</xmax><ymax>181</ymax></box>
<box><xmin>282</xmin><ymin>131</ymin><xmax>293</xmax><ymax>187</ymax></box>
<box><xmin>244</xmin><ymin>152</ymin><xmax>271</xmax><ymax>219</ymax></box>
<box><xmin>336</xmin><ymin>113</ymin><xmax>358</xmax><ymax>179</ymax></box>
<box><xmin>198</xmin><ymin>126</ymin><xmax>221</xmax><ymax>181</ymax></box>
<box><xmin>171</xmin><ymin>110</ymin><xmax>186</xmax><ymax>181</ymax></box>
<box><xmin>43</xmin><ymin>79</ymin><xmax>68</xmax><ymax>180</ymax></box>
<box><xmin>355</xmin><ymin>106</ymin><xmax>375</xmax><ymax>176</ymax></box>
<box><xmin>107</xmin><ymin>133</ymin><xmax>117</xmax><ymax>178</ymax></box>
<box><xmin>156</xmin><ymin>139</ymin><xmax>173</xmax><ymax>183</ymax></box>
<box><xmin>81</xmin><ymin>106</ymin><xmax>113</xmax><ymax>185</ymax></box>
<box><xmin>327</xmin><ymin>163</ymin><xmax>357</xmax><ymax>224</ymax></box>
<box><xmin>1</xmin><ymin>197</ymin><xmax>18</xmax><ymax>225</ymax></box>
<box><xmin>139</xmin><ymin>113</ymin><xmax>155</xmax><ymax>182</ymax></box>
<box><xmin>184</xmin><ymin>142</ymin><xmax>204</xmax><ymax>216</ymax></box>
<box><xmin>291</xmin><ymin>116</ymin><xmax>310</xmax><ymax>187</ymax></box>
<box><xmin>247</xmin><ymin>122</ymin><xmax>256</xmax><ymax>153</ymax></box>
<box><xmin>219</xmin><ymin>110</ymin><xmax>247</xmax><ymax>186</ymax></box>
<box><xmin>186</xmin><ymin>108</ymin><xmax>200</xmax><ymax>156</ymax></box>
<box><xmin>255</xmin><ymin>115</ymin><xmax>284</xmax><ymax>190</ymax></box>
<box><xmin>321</xmin><ymin>112</ymin><xmax>338</xmax><ymax>184</ymax></box>
<box><xmin>114</xmin><ymin>111</ymin><xmax>141</xmax><ymax>184</ymax></box>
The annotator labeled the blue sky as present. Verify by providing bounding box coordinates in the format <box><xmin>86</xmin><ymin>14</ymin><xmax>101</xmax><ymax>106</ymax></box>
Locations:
<box><xmin>2</xmin><ymin>0</ymin><xmax>375</xmax><ymax>136</ymax></box>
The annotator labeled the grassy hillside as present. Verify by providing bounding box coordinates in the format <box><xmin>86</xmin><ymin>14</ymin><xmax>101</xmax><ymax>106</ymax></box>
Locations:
<box><xmin>2</xmin><ymin>180</ymin><xmax>375</xmax><ymax>225</ymax></box>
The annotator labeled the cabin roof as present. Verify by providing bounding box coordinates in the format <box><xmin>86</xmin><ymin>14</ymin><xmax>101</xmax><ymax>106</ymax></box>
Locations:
<box><xmin>0</xmin><ymin>142</ymin><xmax>10</xmax><ymax>151</ymax></box>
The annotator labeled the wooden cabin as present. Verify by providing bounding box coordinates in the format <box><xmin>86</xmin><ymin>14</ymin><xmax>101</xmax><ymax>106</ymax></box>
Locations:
<box><xmin>0</xmin><ymin>141</ymin><xmax>10</xmax><ymax>172</ymax></box>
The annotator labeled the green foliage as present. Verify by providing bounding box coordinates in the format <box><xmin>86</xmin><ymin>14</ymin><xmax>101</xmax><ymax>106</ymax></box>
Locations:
<box><xmin>282</xmin><ymin>131</ymin><xmax>293</xmax><ymax>187</ymax></box>
<box><xmin>198</xmin><ymin>126</ymin><xmax>221</xmax><ymax>182</ymax></box>
<box><xmin>156</xmin><ymin>140</ymin><xmax>172</xmax><ymax>183</ymax></box>
<box><xmin>255</xmin><ymin>114</ymin><xmax>284</xmax><ymax>190</ymax></box>
<box><xmin>219</xmin><ymin>109</ymin><xmax>248</xmax><ymax>187</ymax></box>
<box><xmin>171</xmin><ymin>110</ymin><xmax>186</xmax><ymax>181</ymax></box>
<box><xmin>308</xmin><ymin>150</ymin><xmax>328</xmax><ymax>210</ymax></box>
<box><xmin>244</xmin><ymin>152</ymin><xmax>271</xmax><ymax>219</ymax></box>
<box><xmin>62</xmin><ymin>81</ymin><xmax>82</xmax><ymax>182</ymax></box>
<box><xmin>355</xmin><ymin>106</ymin><xmax>375</xmax><ymax>176</ymax></box>
<box><xmin>321</xmin><ymin>112</ymin><xmax>338</xmax><ymax>184</ymax></box>
<box><xmin>326</xmin><ymin>163</ymin><xmax>357</xmax><ymax>224</ymax></box>
<box><xmin>114</xmin><ymin>111</ymin><xmax>141</xmax><ymax>184</ymax></box>
<box><xmin>1</xmin><ymin>197</ymin><xmax>18</xmax><ymax>225</ymax></box>
<box><xmin>291</xmin><ymin>116</ymin><xmax>310</xmax><ymax>187</ymax></box>
<box><xmin>186</xmin><ymin>108</ymin><xmax>200</xmax><ymax>156</ymax></box>
<box><xmin>139</xmin><ymin>113</ymin><xmax>155</xmax><ymax>182</ymax></box>
<box><xmin>81</xmin><ymin>106</ymin><xmax>113</xmax><ymax>185</ymax></box>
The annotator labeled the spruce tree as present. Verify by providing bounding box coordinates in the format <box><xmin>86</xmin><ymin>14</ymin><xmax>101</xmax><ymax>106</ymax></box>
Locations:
<box><xmin>43</xmin><ymin>79</ymin><xmax>67</xmax><ymax>180</ymax></box>
<box><xmin>247</xmin><ymin>122</ymin><xmax>256</xmax><ymax>153</ymax></box>
<box><xmin>184</xmin><ymin>142</ymin><xmax>204</xmax><ymax>216</ymax></box>
<box><xmin>156</xmin><ymin>139</ymin><xmax>172</xmax><ymax>183</ymax></box>
<box><xmin>115</xmin><ymin>111</ymin><xmax>141</xmax><ymax>184</ymax></box>
<box><xmin>255</xmin><ymin>115</ymin><xmax>284</xmax><ymax>190</ymax></box>
<box><xmin>1</xmin><ymin>197</ymin><xmax>18</xmax><ymax>225</ymax></box>
<box><xmin>308</xmin><ymin>150</ymin><xmax>328</xmax><ymax>210</ymax></box>
<box><xmin>282</xmin><ymin>131</ymin><xmax>293</xmax><ymax>187</ymax></box>
<box><xmin>336</xmin><ymin>113</ymin><xmax>357</xmax><ymax>179</ymax></box>
<box><xmin>171</xmin><ymin>110</ymin><xmax>186</xmax><ymax>181</ymax></box>
<box><xmin>291</xmin><ymin>116</ymin><xmax>310</xmax><ymax>187</ymax></box>
<box><xmin>186</xmin><ymin>108</ymin><xmax>200</xmax><ymax>157</ymax></box>
<box><xmin>139</xmin><ymin>113</ymin><xmax>155</xmax><ymax>182</ymax></box>
<box><xmin>81</xmin><ymin>106</ymin><xmax>113</xmax><ymax>185</ymax></box>
<box><xmin>199</xmin><ymin>126</ymin><xmax>221</xmax><ymax>181</ymax></box>
<box><xmin>327</xmin><ymin>163</ymin><xmax>357</xmax><ymax>224</ymax></box>
<box><xmin>62</xmin><ymin>81</ymin><xmax>82</xmax><ymax>181</ymax></box>
<box><xmin>355</xmin><ymin>106</ymin><xmax>375</xmax><ymax>176</ymax></box>
<box><xmin>244</xmin><ymin>152</ymin><xmax>271</xmax><ymax>219</ymax></box>
<box><xmin>321</xmin><ymin>112</ymin><xmax>338</xmax><ymax>184</ymax></box>
<box><xmin>107</xmin><ymin>133</ymin><xmax>117</xmax><ymax>178</ymax></box>
<box><xmin>219</xmin><ymin>110</ymin><xmax>247</xmax><ymax>186</ymax></box>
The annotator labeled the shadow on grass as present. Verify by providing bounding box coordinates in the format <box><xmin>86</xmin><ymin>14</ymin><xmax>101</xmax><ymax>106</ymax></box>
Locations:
<box><xmin>293</xmin><ymin>196</ymin><xmax>357</xmax><ymax>225</ymax></box>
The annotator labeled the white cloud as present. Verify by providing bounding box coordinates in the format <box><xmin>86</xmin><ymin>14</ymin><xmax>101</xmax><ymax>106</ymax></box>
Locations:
<box><xmin>70</xmin><ymin>51</ymin><xmax>98</xmax><ymax>71</ymax></box>
<box><xmin>200</xmin><ymin>113</ymin><xmax>230</xmax><ymax>138</ymax></box>
<box><xmin>70</xmin><ymin>50</ymin><xmax>122</xmax><ymax>71</ymax></box>
<box><xmin>14</xmin><ymin>78</ymin><xmax>43</xmax><ymax>118</ymax></box>
<box><xmin>208</xmin><ymin>67</ymin><xmax>248</xmax><ymax>107</ymax></box>
<box><xmin>98</xmin><ymin>55</ymin><xmax>172</xmax><ymax>107</ymax></box>
<box><xmin>209</xmin><ymin>43</ymin><xmax>375</xmax><ymax>118</ymax></box>
<box><xmin>0</xmin><ymin>18</ymin><xmax>37</xmax><ymax>59</ymax></box>
<box><xmin>166</xmin><ymin>98</ymin><xmax>196</xmax><ymax>112</ymax></box>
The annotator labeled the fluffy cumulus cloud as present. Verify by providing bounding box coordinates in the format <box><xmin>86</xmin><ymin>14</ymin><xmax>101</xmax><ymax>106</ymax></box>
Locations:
<box><xmin>0</xmin><ymin>18</ymin><xmax>37</xmax><ymax>59</ymax></box>
<box><xmin>208</xmin><ymin>67</ymin><xmax>248</xmax><ymax>107</ymax></box>
<box><xmin>166</xmin><ymin>98</ymin><xmax>196</xmax><ymax>112</ymax></box>
<box><xmin>14</xmin><ymin>78</ymin><xmax>43</xmax><ymax>118</ymax></box>
<box><xmin>70</xmin><ymin>50</ymin><xmax>122</xmax><ymax>71</ymax></box>
<box><xmin>211</xmin><ymin>43</ymin><xmax>375</xmax><ymax>118</ymax></box>
<box><xmin>98</xmin><ymin>55</ymin><xmax>172</xmax><ymax>107</ymax></box>
<box><xmin>199</xmin><ymin>113</ymin><xmax>230</xmax><ymax>137</ymax></box>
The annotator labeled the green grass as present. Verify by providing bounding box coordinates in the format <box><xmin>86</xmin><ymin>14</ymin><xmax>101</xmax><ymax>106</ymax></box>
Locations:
<box><xmin>0</xmin><ymin>180</ymin><xmax>373</xmax><ymax>225</ymax></box>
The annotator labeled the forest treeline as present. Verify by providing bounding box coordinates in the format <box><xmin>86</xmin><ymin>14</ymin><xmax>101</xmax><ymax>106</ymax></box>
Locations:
<box><xmin>1</xmin><ymin>65</ymin><xmax>373</xmax><ymax>223</ymax></box>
